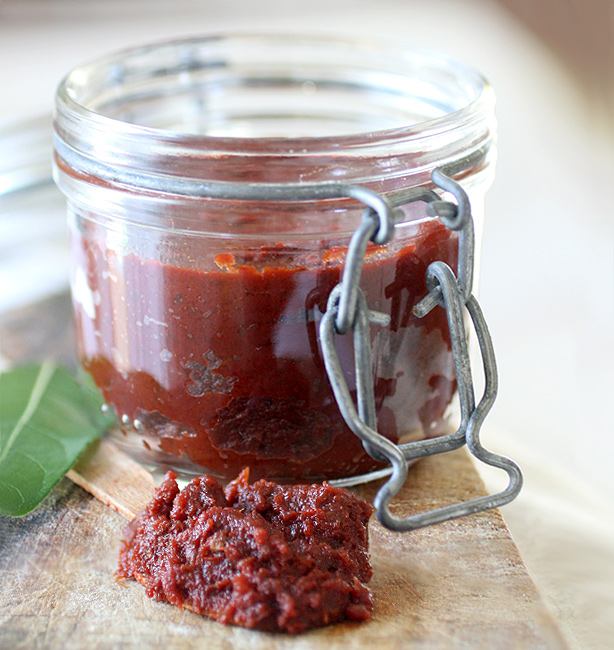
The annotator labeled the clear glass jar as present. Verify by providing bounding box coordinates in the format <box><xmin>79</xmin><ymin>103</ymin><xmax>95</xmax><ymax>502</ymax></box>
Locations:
<box><xmin>53</xmin><ymin>34</ymin><xmax>496</xmax><ymax>483</ymax></box>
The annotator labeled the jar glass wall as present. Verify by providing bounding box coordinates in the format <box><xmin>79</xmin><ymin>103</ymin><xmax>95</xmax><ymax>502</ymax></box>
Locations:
<box><xmin>53</xmin><ymin>34</ymin><xmax>496</xmax><ymax>482</ymax></box>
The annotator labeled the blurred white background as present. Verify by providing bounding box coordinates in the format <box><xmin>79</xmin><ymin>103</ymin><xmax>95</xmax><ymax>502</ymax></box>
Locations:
<box><xmin>1</xmin><ymin>1</ymin><xmax>612</xmax><ymax>648</ymax></box>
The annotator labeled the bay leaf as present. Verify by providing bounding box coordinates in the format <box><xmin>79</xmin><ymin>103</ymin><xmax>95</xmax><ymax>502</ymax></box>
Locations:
<box><xmin>0</xmin><ymin>360</ymin><xmax>116</xmax><ymax>516</ymax></box>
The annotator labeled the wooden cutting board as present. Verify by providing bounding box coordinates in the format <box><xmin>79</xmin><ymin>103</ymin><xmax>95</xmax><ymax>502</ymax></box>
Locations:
<box><xmin>0</xmin><ymin>293</ymin><xmax>568</xmax><ymax>649</ymax></box>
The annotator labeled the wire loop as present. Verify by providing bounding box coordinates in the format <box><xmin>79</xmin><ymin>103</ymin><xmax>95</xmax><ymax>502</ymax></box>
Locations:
<box><xmin>319</xmin><ymin>169</ymin><xmax>522</xmax><ymax>531</ymax></box>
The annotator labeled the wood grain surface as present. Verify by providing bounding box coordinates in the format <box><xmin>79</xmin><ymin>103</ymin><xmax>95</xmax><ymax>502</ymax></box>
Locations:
<box><xmin>0</xmin><ymin>292</ymin><xmax>569</xmax><ymax>649</ymax></box>
<box><xmin>66</xmin><ymin>439</ymin><xmax>156</xmax><ymax>521</ymax></box>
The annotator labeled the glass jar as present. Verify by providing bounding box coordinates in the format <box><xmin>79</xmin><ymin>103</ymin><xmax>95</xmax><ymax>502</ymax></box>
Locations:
<box><xmin>53</xmin><ymin>34</ymin><xmax>496</xmax><ymax>483</ymax></box>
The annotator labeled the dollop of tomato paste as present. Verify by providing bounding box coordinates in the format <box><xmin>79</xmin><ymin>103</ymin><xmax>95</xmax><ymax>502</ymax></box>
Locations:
<box><xmin>118</xmin><ymin>469</ymin><xmax>374</xmax><ymax>633</ymax></box>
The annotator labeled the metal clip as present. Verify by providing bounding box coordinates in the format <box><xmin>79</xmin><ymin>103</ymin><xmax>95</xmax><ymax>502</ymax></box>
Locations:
<box><xmin>319</xmin><ymin>170</ymin><xmax>522</xmax><ymax>532</ymax></box>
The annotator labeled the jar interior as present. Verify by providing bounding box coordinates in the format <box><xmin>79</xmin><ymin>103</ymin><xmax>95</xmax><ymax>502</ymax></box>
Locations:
<box><xmin>69</xmin><ymin>35</ymin><xmax>485</xmax><ymax>139</ymax></box>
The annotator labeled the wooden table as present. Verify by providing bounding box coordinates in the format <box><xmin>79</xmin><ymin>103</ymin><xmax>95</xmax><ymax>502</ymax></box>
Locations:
<box><xmin>0</xmin><ymin>294</ymin><xmax>568</xmax><ymax>649</ymax></box>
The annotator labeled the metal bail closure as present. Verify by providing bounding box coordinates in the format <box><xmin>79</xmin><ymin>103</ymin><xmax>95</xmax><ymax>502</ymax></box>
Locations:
<box><xmin>319</xmin><ymin>169</ymin><xmax>523</xmax><ymax>532</ymax></box>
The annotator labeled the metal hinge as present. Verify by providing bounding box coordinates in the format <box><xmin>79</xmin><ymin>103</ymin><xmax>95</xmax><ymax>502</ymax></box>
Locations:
<box><xmin>319</xmin><ymin>169</ymin><xmax>522</xmax><ymax>532</ymax></box>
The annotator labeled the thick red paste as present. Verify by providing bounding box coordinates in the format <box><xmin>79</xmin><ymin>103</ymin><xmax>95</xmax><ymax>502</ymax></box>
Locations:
<box><xmin>74</xmin><ymin>217</ymin><xmax>457</xmax><ymax>480</ymax></box>
<box><xmin>118</xmin><ymin>469</ymin><xmax>373</xmax><ymax>633</ymax></box>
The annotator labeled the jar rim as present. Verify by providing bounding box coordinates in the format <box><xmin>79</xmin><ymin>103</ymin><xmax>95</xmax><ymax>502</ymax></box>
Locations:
<box><xmin>53</xmin><ymin>32</ymin><xmax>496</xmax><ymax>199</ymax></box>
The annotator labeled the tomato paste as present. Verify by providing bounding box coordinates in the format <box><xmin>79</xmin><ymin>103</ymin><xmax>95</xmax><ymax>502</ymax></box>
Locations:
<box><xmin>118</xmin><ymin>469</ymin><xmax>373</xmax><ymax>633</ymax></box>
<box><xmin>74</xmin><ymin>217</ymin><xmax>457</xmax><ymax>480</ymax></box>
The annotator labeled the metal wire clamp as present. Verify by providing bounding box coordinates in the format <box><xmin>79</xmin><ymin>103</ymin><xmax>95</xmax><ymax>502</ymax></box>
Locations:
<box><xmin>319</xmin><ymin>169</ymin><xmax>523</xmax><ymax>532</ymax></box>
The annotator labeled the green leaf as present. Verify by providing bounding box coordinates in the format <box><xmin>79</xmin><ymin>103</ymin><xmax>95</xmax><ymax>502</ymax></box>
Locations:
<box><xmin>0</xmin><ymin>361</ymin><xmax>116</xmax><ymax>517</ymax></box>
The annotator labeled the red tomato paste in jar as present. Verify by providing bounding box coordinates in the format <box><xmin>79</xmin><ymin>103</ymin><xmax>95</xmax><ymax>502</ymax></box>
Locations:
<box><xmin>73</xmin><ymin>217</ymin><xmax>457</xmax><ymax>481</ymax></box>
